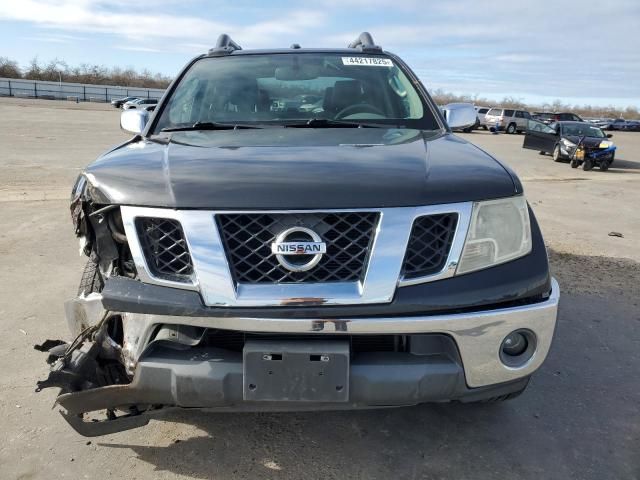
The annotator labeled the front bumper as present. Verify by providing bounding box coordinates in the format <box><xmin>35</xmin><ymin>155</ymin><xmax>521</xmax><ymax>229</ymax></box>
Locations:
<box><xmin>54</xmin><ymin>279</ymin><xmax>559</xmax><ymax>435</ymax></box>
<box><xmin>565</xmin><ymin>145</ymin><xmax>616</xmax><ymax>162</ymax></box>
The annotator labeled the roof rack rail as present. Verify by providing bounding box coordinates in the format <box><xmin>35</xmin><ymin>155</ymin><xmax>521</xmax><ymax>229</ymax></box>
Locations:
<box><xmin>208</xmin><ymin>34</ymin><xmax>242</xmax><ymax>56</ymax></box>
<box><xmin>347</xmin><ymin>32</ymin><xmax>382</xmax><ymax>53</ymax></box>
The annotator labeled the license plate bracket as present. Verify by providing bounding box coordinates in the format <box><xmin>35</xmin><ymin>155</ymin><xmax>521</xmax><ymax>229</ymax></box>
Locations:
<box><xmin>243</xmin><ymin>340</ymin><xmax>350</xmax><ymax>402</ymax></box>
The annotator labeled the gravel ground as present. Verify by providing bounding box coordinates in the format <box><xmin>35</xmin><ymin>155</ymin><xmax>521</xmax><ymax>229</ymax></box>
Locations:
<box><xmin>0</xmin><ymin>98</ymin><xmax>638</xmax><ymax>480</ymax></box>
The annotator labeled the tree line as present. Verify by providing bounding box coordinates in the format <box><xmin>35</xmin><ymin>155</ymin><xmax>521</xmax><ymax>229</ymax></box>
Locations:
<box><xmin>0</xmin><ymin>56</ymin><xmax>172</xmax><ymax>89</ymax></box>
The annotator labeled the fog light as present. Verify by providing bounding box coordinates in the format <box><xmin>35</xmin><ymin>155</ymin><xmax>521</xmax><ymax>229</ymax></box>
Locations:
<box><xmin>502</xmin><ymin>332</ymin><xmax>528</xmax><ymax>356</ymax></box>
<box><xmin>500</xmin><ymin>329</ymin><xmax>536</xmax><ymax>367</ymax></box>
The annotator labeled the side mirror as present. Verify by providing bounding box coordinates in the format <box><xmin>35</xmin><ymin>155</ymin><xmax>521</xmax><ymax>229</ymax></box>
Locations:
<box><xmin>120</xmin><ymin>109</ymin><xmax>149</xmax><ymax>135</ymax></box>
<box><xmin>607</xmin><ymin>133</ymin><xmax>613</xmax><ymax>138</ymax></box>
<box><xmin>442</xmin><ymin>103</ymin><xmax>477</xmax><ymax>131</ymax></box>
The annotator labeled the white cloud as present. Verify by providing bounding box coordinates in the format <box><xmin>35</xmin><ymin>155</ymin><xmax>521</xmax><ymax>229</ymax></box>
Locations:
<box><xmin>0</xmin><ymin>0</ymin><xmax>327</xmax><ymax>46</ymax></box>
<box><xmin>114</xmin><ymin>45</ymin><xmax>163</xmax><ymax>53</ymax></box>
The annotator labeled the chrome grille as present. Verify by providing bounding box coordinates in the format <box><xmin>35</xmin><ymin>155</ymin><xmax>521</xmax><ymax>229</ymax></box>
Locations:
<box><xmin>136</xmin><ymin>217</ymin><xmax>193</xmax><ymax>282</ymax></box>
<box><xmin>401</xmin><ymin>213</ymin><xmax>458</xmax><ymax>279</ymax></box>
<box><xmin>216</xmin><ymin>212</ymin><xmax>379</xmax><ymax>284</ymax></box>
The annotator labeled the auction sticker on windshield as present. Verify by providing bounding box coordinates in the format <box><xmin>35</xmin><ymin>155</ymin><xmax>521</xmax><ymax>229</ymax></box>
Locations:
<box><xmin>342</xmin><ymin>57</ymin><xmax>393</xmax><ymax>67</ymax></box>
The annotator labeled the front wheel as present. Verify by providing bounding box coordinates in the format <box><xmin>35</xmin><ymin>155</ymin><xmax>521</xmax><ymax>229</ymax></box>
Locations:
<box><xmin>552</xmin><ymin>145</ymin><xmax>562</xmax><ymax>162</ymax></box>
<box><xmin>583</xmin><ymin>158</ymin><xmax>594</xmax><ymax>171</ymax></box>
<box><xmin>570</xmin><ymin>158</ymin><xmax>580</xmax><ymax>168</ymax></box>
<box><xmin>599</xmin><ymin>160</ymin><xmax>610</xmax><ymax>171</ymax></box>
<box><xmin>506</xmin><ymin>123</ymin><xmax>517</xmax><ymax>134</ymax></box>
<box><xmin>78</xmin><ymin>258</ymin><xmax>104</xmax><ymax>296</ymax></box>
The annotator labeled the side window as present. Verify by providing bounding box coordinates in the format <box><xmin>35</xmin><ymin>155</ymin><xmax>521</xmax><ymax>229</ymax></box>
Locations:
<box><xmin>515</xmin><ymin>111</ymin><xmax>524</xmax><ymax>118</ymax></box>
<box><xmin>527</xmin><ymin>119</ymin><xmax>556</xmax><ymax>134</ymax></box>
<box><xmin>523</xmin><ymin>111</ymin><xmax>531</xmax><ymax>119</ymax></box>
<box><xmin>504</xmin><ymin>109</ymin><xmax>515</xmax><ymax>117</ymax></box>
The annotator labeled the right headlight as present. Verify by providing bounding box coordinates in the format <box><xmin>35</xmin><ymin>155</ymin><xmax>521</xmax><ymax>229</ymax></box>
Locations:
<box><xmin>457</xmin><ymin>196</ymin><xmax>532</xmax><ymax>275</ymax></box>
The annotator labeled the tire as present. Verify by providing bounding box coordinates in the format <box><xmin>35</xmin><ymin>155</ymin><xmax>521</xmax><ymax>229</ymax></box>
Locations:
<box><xmin>552</xmin><ymin>145</ymin><xmax>562</xmax><ymax>162</ymax></box>
<box><xmin>539</xmin><ymin>151</ymin><xmax>546</xmax><ymax>155</ymax></box>
<box><xmin>570</xmin><ymin>158</ymin><xmax>580</xmax><ymax>168</ymax></box>
<box><xmin>506</xmin><ymin>123</ymin><xmax>517</xmax><ymax>134</ymax></box>
<box><xmin>599</xmin><ymin>160</ymin><xmax>610</xmax><ymax>171</ymax></box>
<box><xmin>609</xmin><ymin>152</ymin><xmax>615</xmax><ymax>165</ymax></box>
<box><xmin>583</xmin><ymin>158</ymin><xmax>594</xmax><ymax>171</ymax></box>
<box><xmin>78</xmin><ymin>258</ymin><xmax>104</xmax><ymax>296</ymax></box>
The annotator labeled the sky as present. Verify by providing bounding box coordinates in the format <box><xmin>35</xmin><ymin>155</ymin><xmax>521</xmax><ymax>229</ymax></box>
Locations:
<box><xmin>1</xmin><ymin>0</ymin><xmax>639</xmax><ymax>108</ymax></box>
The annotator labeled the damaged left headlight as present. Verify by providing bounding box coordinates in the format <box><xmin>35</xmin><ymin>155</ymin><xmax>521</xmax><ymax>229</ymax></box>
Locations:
<box><xmin>71</xmin><ymin>174</ymin><xmax>87</xmax><ymax>202</ymax></box>
<box><xmin>457</xmin><ymin>196</ymin><xmax>532</xmax><ymax>275</ymax></box>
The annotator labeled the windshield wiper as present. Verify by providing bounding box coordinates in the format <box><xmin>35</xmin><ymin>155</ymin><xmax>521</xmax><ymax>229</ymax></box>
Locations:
<box><xmin>283</xmin><ymin>118</ymin><xmax>385</xmax><ymax>128</ymax></box>
<box><xmin>160</xmin><ymin>121</ymin><xmax>262</xmax><ymax>132</ymax></box>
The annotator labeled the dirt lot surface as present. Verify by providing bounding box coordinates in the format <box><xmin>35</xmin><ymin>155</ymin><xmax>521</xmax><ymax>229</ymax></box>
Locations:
<box><xmin>1</xmin><ymin>98</ymin><xmax>638</xmax><ymax>479</ymax></box>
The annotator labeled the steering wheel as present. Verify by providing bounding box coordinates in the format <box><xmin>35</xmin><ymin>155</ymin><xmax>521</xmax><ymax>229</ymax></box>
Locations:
<box><xmin>335</xmin><ymin>103</ymin><xmax>385</xmax><ymax>119</ymax></box>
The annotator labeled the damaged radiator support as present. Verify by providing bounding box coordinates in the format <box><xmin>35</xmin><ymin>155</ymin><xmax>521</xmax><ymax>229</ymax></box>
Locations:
<box><xmin>34</xmin><ymin>293</ymin><xmax>214</xmax><ymax>436</ymax></box>
<box><xmin>34</xmin><ymin>293</ymin><xmax>147</xmax><ymax>435</ymax></box>
<box><xmin>35</xmin><ymin>305</ymin><xmax>110</xmax><ymax>393</ymax></box>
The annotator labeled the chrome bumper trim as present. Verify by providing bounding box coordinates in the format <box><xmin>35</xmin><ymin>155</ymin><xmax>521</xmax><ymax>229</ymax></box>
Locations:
<box><xmin>119</xmin><ymin>278</ymin><xmax>559</xmax><ymax>388</ymax></box>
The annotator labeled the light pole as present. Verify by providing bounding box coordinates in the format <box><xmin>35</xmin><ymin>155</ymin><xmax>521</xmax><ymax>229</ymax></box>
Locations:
<box><xmin>52</xmin><ymin>60</ymin><xmax>64</xmax><ymax>99</ymax></box>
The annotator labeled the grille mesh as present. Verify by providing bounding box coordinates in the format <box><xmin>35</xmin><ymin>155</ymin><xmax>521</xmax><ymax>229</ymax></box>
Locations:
<box><xmin>136</xmin><ymin>217</ymin><xmax>193</xmax><ymax>281</ymax></box>
<box><xmin>216</xmin><ymin>212</ymin><xmax>379</xmax><ymax>284</ymax></box>
<box><xmin>401</xmin><ymin>213</ymin><xmax>458</xmax><ymax>280</ymax></box>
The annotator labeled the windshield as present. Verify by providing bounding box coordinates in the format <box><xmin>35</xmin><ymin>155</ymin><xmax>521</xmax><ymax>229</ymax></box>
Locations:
<box><xmin>153</xmin><ymin>53</ymin><xmax>438</xmax><ymax>132</ymax></box>
<box><xmin>562</xmin><ymin>123</ymin><xmax>605</xmax><ymax>138</ymax></box>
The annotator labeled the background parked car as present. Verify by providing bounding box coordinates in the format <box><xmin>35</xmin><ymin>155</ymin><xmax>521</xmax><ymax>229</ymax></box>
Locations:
<box><xmin>475</xmin><ymin>106</ymin><xmax>491</xmax><ymax>130</ymax></box>
<box><xmin>585</xmin><ymin>118</ymin><xmax>610</xmax><ymax>129</ymax></box>
<box><xmin>122</xmin><ymin>98</ymin><xmax>159</xmax><ymax>110</ymax></box>
<box><xmin>111</xmin><ymin>96</ymin><xmax>138</xmax><ymax>108</ymax></box>
<box><xmin>523</xmin><ymin>119</ymin><xmax>615</xmax><ymax>170</ymax></box>
<box><xmin>604</xmin><ymin>118</ymin><xmax>636</xmax><ymax>131</ymax></box>
<box><xmin>625</xmin><ymin>120</ymin><xmax>640</xmax><ymax>131</ymax></box>
<box><xmin>484</xmin><ymin>108</ymin><xmax>531</xmax><ymax>134</ymax></box>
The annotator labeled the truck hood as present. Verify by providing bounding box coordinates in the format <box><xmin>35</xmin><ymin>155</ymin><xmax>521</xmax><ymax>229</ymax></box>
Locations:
<box><xmin>86</xmin><ymin>128</ymin><xmax>518</xmax><ymax>209</ymax></box>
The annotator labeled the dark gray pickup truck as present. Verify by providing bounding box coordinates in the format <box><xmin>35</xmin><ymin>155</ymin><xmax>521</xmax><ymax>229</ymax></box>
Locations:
<box><xmin>37</xmin><ymin>33</ymin><xmax>559</xmax><ymax>436</ymax></box>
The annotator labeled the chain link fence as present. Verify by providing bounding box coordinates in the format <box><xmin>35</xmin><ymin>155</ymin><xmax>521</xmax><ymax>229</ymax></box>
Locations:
<box><xmin>0</xmin><ymin>77</ymin><xmax>165</xmax><ymax>103</ymax></box>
